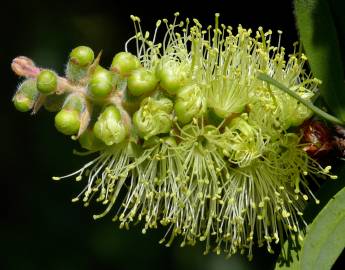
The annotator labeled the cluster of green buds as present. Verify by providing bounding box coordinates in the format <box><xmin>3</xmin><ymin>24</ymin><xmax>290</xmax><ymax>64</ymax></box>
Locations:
<box><xmin>12</xmin><ymin>13</ymin><xmax>338</xmax><ymax>259</ymax></box>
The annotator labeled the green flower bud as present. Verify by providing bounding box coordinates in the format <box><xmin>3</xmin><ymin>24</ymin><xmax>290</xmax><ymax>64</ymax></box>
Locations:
<box><xmin>88</xmin><ymin>67</ymin><xmax>113</xmax><ymax>99</ymax></box>
<box><xmin>127</xmin><ymin>68</ymin><xmax>158</xmax><ymax>96</ymax></box>
<box><xmin>276</xmin><ymin>93</ymin><xmax>313</xmax><ymax>128</ymax></box>
<box><xmin>13</xmin><ymin>79</ymin><xmax>39</xmax><ymax>112</ymax></box>
<box><xmin>174</xmin><ymin>84</ymin><xmax>207</xmax><ymax>124</ymax></box>
<box><xmin>289</xmin><ymin>103</ymin><xmax>313</xmax><ymax>127</ymax></box>
<box><xmin>225</xmin><ymin>116</ymin><xmax>263</xmax><ymax>166</ymax></box>
<box><xmin>55</xmin><ymin>109</ymin><xmax>80</xmax><ymax>135</ymax></box>
<box><xmin>70</xmin><ymin>46</ymin><xmax>94</xmax><ymax>67</ymax></box>
<box><xmin>228</xmin><ymin>117</ymin><xmax>255</xmax><ymax>138</ymax></box>
<box><xmin>156</xmin><ymin>59</ymin><xmax>188</xmax><ymax>95</ymax></box>
<box><xmin>111</xmin><ymin>52</ymin><xmax>141</xmax><ymax>76</ymax></box>
<box><xmin>37</xmin><ymin>70</ymin><xmax>57</xmax><ymax>94</ymax></box>
<box><xmin>79</xmin><ymin>129</ymin><xmax>105</xmax><ymax>151</ymax></box>
<box><xmin>13</xmin><ymin>95</ymin><xmax>32</xmax><ymax>112</ymax></box>
<box><xmin>12</xmin><ymin>79</ymin><xmax>39</xmax><ymax>112</ymax></box>
<box><xmin>133</xmin><ymin>97</ymin><xmax>173</xmax><ymax>139</ymax></box>
<box><xmin>53</xmin><ymin>93</ymin><xmax>86</xmax><ymax>135</ymax></box>
<box><xmin>93</xmin><ymin>105</ymin><xmax>127</xmax><ymax>145</ymax></box>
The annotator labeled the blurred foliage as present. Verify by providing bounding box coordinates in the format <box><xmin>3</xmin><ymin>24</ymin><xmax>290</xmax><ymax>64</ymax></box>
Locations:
<box><xmin>2</xmin><ymin>0</ymin><xmax>345</xmax><ymax>269</ymax></box>
<box><xmin>294</xmin><ymin>0</ymin><xmax>345</xmax><ymax>121</ymax></box>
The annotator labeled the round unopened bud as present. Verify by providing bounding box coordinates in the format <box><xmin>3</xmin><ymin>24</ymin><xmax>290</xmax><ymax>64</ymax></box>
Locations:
<box><xmin>88</xmin><ymin>67</ymin><xmax>113</xmax><ymax>99</ymax></box>
<box><xmin>55</xmin><ymin>109</ymin><xmax>80</xmax><ymax>135</ymax></box>
<box><xmin>156</xmin><ymin>59</ymin><xmax>188</xmax><ymax>95</ymax></box>
<box><xmin>70</xmin><ymin>46</ymin><xmax>94</xmax><ymax>66</ymax></box>
<box><xmin>127</xmin><ymin>68</ymin><xmax>158</xmax><ymax>96</ymax></box>
<box><xmin>228</xmin><ymin>117</ymin><xmax>254</xmax><ymax>138</ymax></box>
<box><xmin>155</xmin><ymin>96</ymin><xmax>174</xmax><ymax>113</ymax></box>
<box><xmin>174</xmin><ymin>84</ymin><xmax>207</xmax><ymax>124</ymax></box>
<box><xmin>37</xmin><ymin>70</ymin><xmax>57</xmax><ymax>94</ymax></box>
<box><xmin>111</xmin><ymin>52</ymin><xmax>141</xmax><ymax>76</ymax></box>
<box><xmin>79</xmin><ymin>129</ymin><xmax>105</xmax><ymax>151</ymax></box>
<box><xmin>13</xmin><ymin>79</ymin><xmax>39</xmax><ymax>112</ymax></box>
<box><xmin>289</xmin><ymin>103</ymin><xmax>312</xmax><ymax>127</ymax></box>
<box><xmin>225</xmin><ymin>116</ymin><xmax>261</xmax><ymax>166</ymax></box>
<box><xmin>133</xmin><ymin>97</ymin><xmax>173</xmax><ymax>139</ymax></box>
<box><xmin>93</xmin><ymin>105</ymin><xmax>127</xmax><ymax>145</ymax></box>
<box><xmin>277</xmin><ymin>94</ymin><xmax>313</xmax><ymax>128</ymax></box>
<box><xmin>13</xmin><ymin>95</ymin><xmax>32</xmax><ymax>112</ymax></box>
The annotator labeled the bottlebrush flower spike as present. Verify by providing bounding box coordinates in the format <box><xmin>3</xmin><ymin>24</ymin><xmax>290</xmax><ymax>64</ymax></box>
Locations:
<box><xmin>11</xmin><ymin>13</ymin><xmax>339</xmax><ymax>259</ymax></box>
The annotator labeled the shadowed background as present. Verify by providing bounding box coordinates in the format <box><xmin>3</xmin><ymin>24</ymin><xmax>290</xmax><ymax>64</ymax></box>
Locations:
<box><xmin>1</xmin><ymin>0</ymin><xmax>324</xmax><ymax>269</ymax></box>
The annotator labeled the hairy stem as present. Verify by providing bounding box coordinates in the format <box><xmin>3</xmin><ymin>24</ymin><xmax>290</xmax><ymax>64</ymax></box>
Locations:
<box><xmin>12</xmin><ymin>56</ymin><xmax>132</xmax><ymax>130</ymax></box>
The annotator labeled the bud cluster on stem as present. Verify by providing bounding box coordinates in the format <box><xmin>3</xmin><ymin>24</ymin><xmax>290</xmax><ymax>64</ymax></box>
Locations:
<box><xmin>11</xmin><ymin>13</ymin><xmax>339</xmax><ymax>259</ymax></box>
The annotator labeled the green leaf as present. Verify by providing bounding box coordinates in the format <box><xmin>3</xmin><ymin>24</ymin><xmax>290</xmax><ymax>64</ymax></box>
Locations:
<box><xmin>294</xmin><ymin>0</ymin><xmax>345</xmax><ymax>121</ymax></box>
<box><xmin>300</xmin><ymin>185</ymin><xmax>345</xmax><ymax>270</ymax></box>
<box><xmin>329</xmin><ymin>0</ymin><xmax>345</xmax><ymax>68</ymax></box>
<box><xmin>275</xmin><ymin>237</ymin><xmax>301</xmax><ymax>270</ymax></box>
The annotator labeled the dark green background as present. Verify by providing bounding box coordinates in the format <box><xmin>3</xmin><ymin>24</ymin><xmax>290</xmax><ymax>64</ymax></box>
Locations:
<box><xmin>2</xmin><ymin>0</ymin><xmax>342</xmax><ymax>269</ymax></box>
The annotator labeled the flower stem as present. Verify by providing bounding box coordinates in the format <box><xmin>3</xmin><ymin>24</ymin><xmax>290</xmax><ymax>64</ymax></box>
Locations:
<box><xmin>257</xmin><ymin>72</ymin><xmax>344</xmax><ymax>125</ymax></box>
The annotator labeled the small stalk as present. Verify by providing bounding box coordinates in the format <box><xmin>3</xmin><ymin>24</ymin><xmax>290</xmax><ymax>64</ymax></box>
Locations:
<box><xmin>258</xmin><ymin>72</ymin><xmax>344</xmax><ymax>125</ymax></box>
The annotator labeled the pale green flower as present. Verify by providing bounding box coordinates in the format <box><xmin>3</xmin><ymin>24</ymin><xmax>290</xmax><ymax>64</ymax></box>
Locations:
<box><xmin>12</xmin><ymin>13</ymin><xmax>337</xmax><ymax>260</ymax></box>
